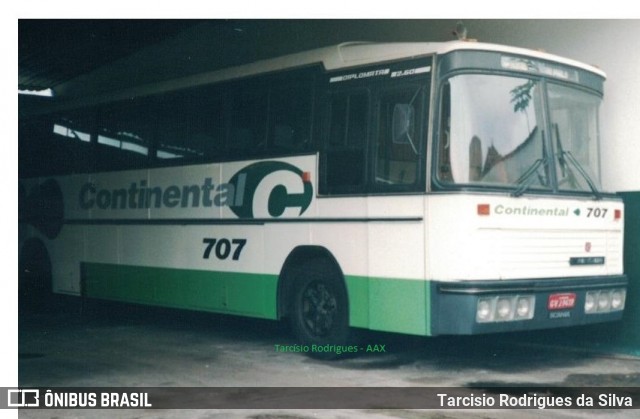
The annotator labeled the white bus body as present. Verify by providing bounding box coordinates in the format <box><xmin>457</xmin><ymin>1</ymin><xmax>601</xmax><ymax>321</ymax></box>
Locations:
<box><xmin>19</xmin><ymin>40</ymin><xmax>626</xmax><ymax>353</ymax></box>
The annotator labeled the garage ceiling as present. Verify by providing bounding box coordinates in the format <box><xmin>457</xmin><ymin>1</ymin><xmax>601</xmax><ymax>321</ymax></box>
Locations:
<box><xmin>18</xmin><ymin>20</ymin><xmax>206</xmax><ymax>93</ymax></box>
<box><xmin>18</xmin><ymin>19</ymin><xmax>459</xmax><ymax>100</ymax></box>
<box><xmin>18</xmin><ymin>19</ymin><xmax>341</xmax><ymax>98</ymax></box>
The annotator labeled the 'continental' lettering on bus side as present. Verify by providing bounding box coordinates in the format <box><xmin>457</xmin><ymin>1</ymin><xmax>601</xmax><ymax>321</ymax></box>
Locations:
<box><xmin>79</xmin><ymin>175</ymin><xmax>247</xmax><ymax>211</ymax></box>
<box><xmin>493</xmin><ymin>204</ymin><xmax>569</xmax><ymax>217</ymax></box>
<box><xmin>77</xmin><ymin>160</ymin><xmax>313</xmax><ymax>219</ymax></box>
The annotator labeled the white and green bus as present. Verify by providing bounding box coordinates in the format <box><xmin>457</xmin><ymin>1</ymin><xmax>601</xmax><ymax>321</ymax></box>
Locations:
<box><xmin>19</xmin><ymin>40</ymin><xmax>627</xmax><ymax>355</ymax></box>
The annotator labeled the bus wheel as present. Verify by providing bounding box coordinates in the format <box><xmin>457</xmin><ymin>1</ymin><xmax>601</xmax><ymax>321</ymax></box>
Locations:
<box><xmin>289</xmin><ymin>259</ymin><xmax>353</xmax><ymax>359</ymax></box>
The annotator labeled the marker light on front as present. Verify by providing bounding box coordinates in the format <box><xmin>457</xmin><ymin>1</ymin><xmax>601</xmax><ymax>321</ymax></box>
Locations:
<box><xmin>614</xmin><ymin>209</ymin><xmax>622</xmax><ymax>221</ymax></box>
<box><xmin>477</xmin><ymin>204</ymin><xmax>490</xmax><ymax>216</ymax></box>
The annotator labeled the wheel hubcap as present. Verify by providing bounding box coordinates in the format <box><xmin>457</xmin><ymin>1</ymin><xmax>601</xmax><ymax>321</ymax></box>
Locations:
<box><xmin>301</xmin><ymin>282</ymin><xmax>337</xmax><ymax>337</ymax></box>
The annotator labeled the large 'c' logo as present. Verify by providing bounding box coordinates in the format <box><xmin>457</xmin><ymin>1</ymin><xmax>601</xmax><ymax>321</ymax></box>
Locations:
<box><xmin>229</xmin><ymin>161</ymin><xmax>313</xmax><ymax>219</ymax></box>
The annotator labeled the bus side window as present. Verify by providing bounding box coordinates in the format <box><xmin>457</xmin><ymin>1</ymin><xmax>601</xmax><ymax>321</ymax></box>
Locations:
<box><xmin>374</xmin><ymin>85</ymin><xmax>424</xmax><ymax>187</ymax></box>
<box><xmin>322</xmin><ymin>90</ymin><xmax>369</xmax><ymax>194</ymax></box>
<box><xmin>229</xmin><ymin>90</ymin><xmax>268</xmax><ymax>157</ymax></box>
<box><xmin>155</xmin><ymin>86</ymin><xmax>227</xmax><ymax>161</ymax></box>
<box><xmin>96</xmin><ymin>99</ymin><xmax>154</xmax><ymax>171</ymax></box>
<box><xmin>20</xmin><ymin>114</ymin><xmax>94</xmax><ymax>177</ymax></box>
<box><xmin>268</xmin><ymin>83</ymin><xmax>313</xmax><ymax>153</ymax></box>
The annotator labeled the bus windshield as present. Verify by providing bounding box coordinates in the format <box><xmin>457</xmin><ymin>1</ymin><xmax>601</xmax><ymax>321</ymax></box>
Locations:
<box><xmin>437</xmin><ymin>73</ymin><xmax>602</xmax><ymax>194</ymax></box>
<box><xmin>548</xmin><ymin>82</ymin><xmax>602</xmax><ymax>193</ymax></box>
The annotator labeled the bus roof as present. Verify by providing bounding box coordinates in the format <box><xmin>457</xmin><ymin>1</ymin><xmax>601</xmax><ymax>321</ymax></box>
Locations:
<box><xmin>178</xmin><ymin>40</ymin><xmax>605</xmax><ymax>86</ymax></box>
<box><xmin>134</xmin><ymin>40</ymin><xmax>604</xmax><ymax>98</ymax></box>
<box><xmin>29</xmin><ymin>40</ymin><xmax>606</xmax><ymax>115</ymax></box>
<box><xmin>327</xmin><ymin>41</ymin><xmax>606</xmax><ymax>78</ymax></box>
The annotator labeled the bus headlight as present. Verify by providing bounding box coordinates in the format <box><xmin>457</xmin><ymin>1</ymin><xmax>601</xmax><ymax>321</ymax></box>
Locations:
<box><xmin>496</xmin><ymin>297</ymin><xmax>513</xmax><ymax>320</ymax></box>
<box><xmin>585</xmin><ymin>289</ymin><xmax>626</xmax><ymax>314</ymax></box>
<box><xmin>476</xmin><ymin>298</ymin><xmax>494</xmax><ymax>323</ymax></box>
<box><xmin>515</xmin><ymin>296</ymin><xmax>535</xmax><ymax>320</ymax></box>
<box><xmin>611</xmin><ymin>289</ymin><xmax>626</xmax><ymax>310</ymax></box>
<box><xmin>476</xmin><ymin>295</ymin><xmax>534</xmax><ymax>323</ymax></box>
<box><xmin>584</xmin><ymin>292</ymin><xmax>597</xmax><ymax>313</ymax></box>
<box><xmin>597</xmin><ymin>292</ymin><xmax>611</xmax><ymax>312</ymax></box>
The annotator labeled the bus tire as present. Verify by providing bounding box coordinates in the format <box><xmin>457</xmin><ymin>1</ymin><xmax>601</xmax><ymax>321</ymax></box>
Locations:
<box><xmin>288</xmin><ymin>258</ymin><xmax>354</xmax><ymax>360</ymax></box>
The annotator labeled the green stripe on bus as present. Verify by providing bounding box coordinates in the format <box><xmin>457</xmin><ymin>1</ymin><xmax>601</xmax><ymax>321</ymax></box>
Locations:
<box><xmin>82</xmin><ymin>263</ymin><xmax>431</xmax><ymax>336</ymax></box>
<box><xmin>346</xmin><ymin>275</ymin><xmax>430</xmax><ymax>336</ymax></box>
<box><xmin>82</xmin><ymin>263</ymin><xmax>279</xmax><ymax>320</ymax></box>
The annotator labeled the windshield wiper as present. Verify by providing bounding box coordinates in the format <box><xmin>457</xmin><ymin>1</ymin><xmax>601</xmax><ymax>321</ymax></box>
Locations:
<box><xmin>511</xmin><ymin>158</ymin><xmax>546</xmax><ymax>197</ymax></box>
<box><xmin>559</xmin><ymin>150</ymin><xmax>602</xmax><ymax>200</ymax></box>
<box><xmin>554</xmin><ymin>124</ymin><xmax>601</xmax><ymax>200</ymax></box>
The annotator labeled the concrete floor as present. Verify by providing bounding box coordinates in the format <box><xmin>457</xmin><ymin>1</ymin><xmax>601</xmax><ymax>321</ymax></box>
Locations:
<box><xmin>17</xmin><ymin>296</ymin><xmax>640</xmax><ymax>418</ymax></box>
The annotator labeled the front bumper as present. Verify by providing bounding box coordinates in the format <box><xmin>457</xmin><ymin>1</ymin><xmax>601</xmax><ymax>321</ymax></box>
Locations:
<box><xmin>430</xmin><ymin>275</ymin><xmax>628</xmax><ymax>335</ymax></box>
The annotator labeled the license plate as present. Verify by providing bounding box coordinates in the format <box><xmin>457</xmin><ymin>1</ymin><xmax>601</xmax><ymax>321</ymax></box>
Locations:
<box><xmin>548</xmin><ymin>293</ymin><xmax>576</xmax><ymax>310</ymax></box>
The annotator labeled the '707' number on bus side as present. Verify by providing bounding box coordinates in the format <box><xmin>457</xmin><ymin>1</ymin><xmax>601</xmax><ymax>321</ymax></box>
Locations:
<box><xmin>202</xmin><ymin>238</ymin><xmax>247</xmax><ymax>261</ymax></box>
